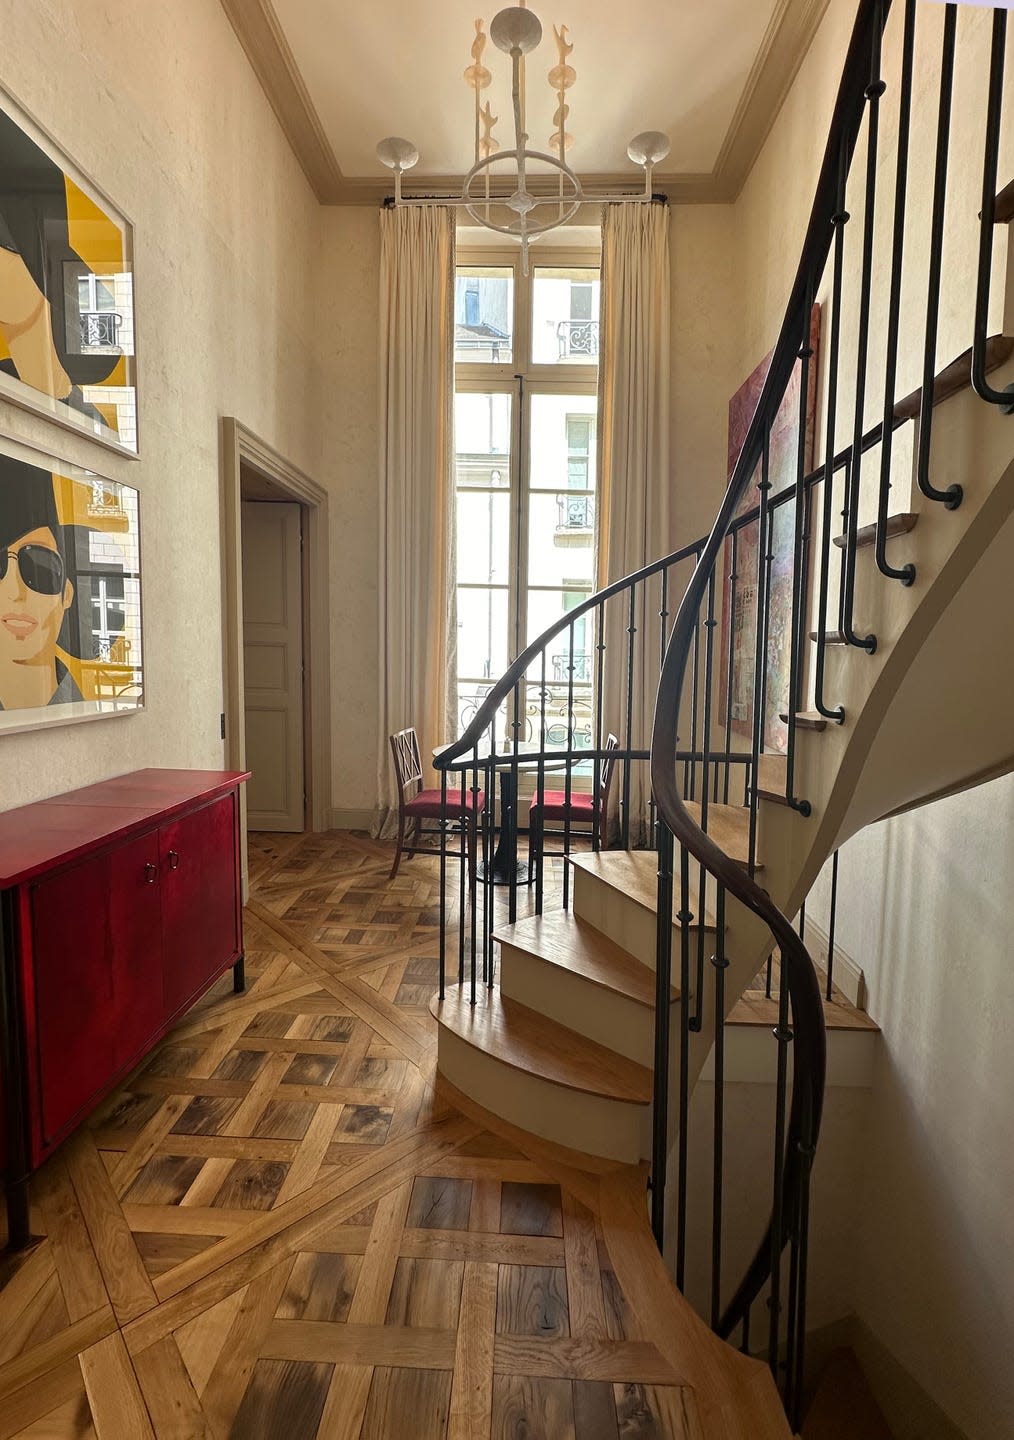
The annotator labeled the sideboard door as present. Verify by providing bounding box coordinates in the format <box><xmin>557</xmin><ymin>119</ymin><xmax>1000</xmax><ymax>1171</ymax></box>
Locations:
<box><xmin>31</xmin><ymin>832</ymin><xmax>163</xmax><ymax>1146</ymax></box>
<box><xmin>161</xmin><ymin>793</ymin><xmax>240</xmax><ymax>1016</ymax></box>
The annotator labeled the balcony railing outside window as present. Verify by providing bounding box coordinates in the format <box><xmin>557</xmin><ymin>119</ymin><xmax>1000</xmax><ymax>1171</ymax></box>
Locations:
<box><xmin>80</xmin><ymin>311</ymin><xmax>122</xmax><ymax>348</ymax></box>
<box><xmin>556</xmin><ymin>493</ymin><xmax>595</xmax><ymax>531</ymax></box>
<box><xmin>556</xmin><ymin>318</ymin><xmax>599</xmax><ymax>360</ymax></box>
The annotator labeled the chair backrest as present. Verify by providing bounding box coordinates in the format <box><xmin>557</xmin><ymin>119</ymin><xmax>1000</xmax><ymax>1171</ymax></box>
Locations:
<box><xmin>598</xmin><ymin>733</ymin><xmax>620</xmax><ymax>847</ymax></box>
<box><xmin>390</xmin><ymin>727</ymin><xmax>424</xmax><ymax>803</ymax></box>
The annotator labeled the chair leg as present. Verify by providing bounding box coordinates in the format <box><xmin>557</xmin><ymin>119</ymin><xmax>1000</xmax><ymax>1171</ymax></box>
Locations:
<box><xmin>389</xmin><ymin>809</ymin><xmax>407</xmax><ymax>881</ymax></box>
<box><xmin>406</xmin><ymin>816</ymin><xmax>422</xmax><ymax>859</ymax></box>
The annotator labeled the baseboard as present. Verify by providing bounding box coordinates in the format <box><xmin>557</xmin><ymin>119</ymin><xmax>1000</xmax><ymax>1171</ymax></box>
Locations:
<box><xmin>801</xmin><ymin>1315</ymin><xmax>970</xmax><ymax>1440</ymax></box>
<box><xmin>802</xmin><ymin>917</ymin><xmax>868</xmax><ymax>1010</ymax></box>
<box><xmin>328</xmin><ymin>807</ymin><xmax>377</xmax><ymax>831</ymax></box>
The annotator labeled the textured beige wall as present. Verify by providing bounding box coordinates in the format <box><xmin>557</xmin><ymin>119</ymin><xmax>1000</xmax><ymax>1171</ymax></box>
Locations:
<box><xmin>0</xmin><ymin>0</ymin><xmax>327</xmax><ymax>811</ymax></box>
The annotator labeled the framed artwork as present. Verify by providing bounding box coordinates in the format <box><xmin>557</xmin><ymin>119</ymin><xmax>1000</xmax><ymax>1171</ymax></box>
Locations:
<box><xmin>719</xmin><ymin>305</ymin><xmax>820</xmax><ymax>755</ymax></box>
<box><xmin>0</xmin><ymin>86</ymin><xmax>137</xmax><ymax>454</ymax></box>
<box><xmin>0</xmin><ymin>433</ymin><xmax>143</xmax><ymax>735</ymax></box>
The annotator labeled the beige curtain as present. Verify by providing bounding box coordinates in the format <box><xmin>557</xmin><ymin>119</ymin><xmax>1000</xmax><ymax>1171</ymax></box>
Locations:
<box><xmin>597</xmin><ymin>201</ymin><xmax>671</xmax><ymax>844</ymax></box>
<box><xmin>376</xmin><ymin>205</ymin><xmax>456</xmax><ymax>836</ymax></box>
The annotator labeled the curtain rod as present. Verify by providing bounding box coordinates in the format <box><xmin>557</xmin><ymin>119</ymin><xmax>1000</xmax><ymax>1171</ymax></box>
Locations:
<box><xmin>381</xmin><ymin>192</ymin><xmax>670</xmax><ymax>208</ymax></box>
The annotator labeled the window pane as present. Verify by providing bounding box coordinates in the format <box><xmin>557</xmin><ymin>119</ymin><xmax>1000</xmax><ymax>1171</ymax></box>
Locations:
<box><xmin>531</xmin><ymin>266</ymin><xmax>600</xmax><ymax>365</ymax></box>
<box><xmin>455</xmin><ymin>266</ymin><xmax>513</xmax><ymax>364</ymax></box>
<box><xmin>528</xmin><ymin>492</ymin><xmax>595</xmax><ymax>588</ymax></box>
<box><xmin>528</xmin><ymin>393</ymin><xmax>597</xmax><ymax>491</ymax></box>
<box><xmin>457</xmin><ymin>491</ymin><xmax>510</xmax><ymax>584</ymax></box>
<box><xmin>454</xmin><ymin>391</ymin><xmax>512</xmax><ymax>472</ymax></box>
<box><xmin>456</xmin><ymin>586</ymin><xmax>509</xmax><ymax>682</ymax></box>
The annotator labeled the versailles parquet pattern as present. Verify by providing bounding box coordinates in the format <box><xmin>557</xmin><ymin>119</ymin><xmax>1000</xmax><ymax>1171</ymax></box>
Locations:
<box><xmin>0</xmin><ymin>831</ymin><xmax>703</xmax><ymax>1439</ymax></box>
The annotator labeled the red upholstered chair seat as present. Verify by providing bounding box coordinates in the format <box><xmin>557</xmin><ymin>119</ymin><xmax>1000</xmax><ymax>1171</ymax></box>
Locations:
<box><xmin>404</xmin><ymin>788</ymin><xmax>485</xmax><ymax>819</ymax></box>
<box><xmin>529</xmin><ymin>790</ymin><xmax>594</xmax><ymax>823</ymax></box>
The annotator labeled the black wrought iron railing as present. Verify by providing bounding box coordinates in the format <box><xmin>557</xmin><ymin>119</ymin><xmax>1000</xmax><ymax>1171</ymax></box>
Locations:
<box><xmin>435</xmin><ymin>0</ymin><xmax>1010</xmax><ymax>1426</ymax></box>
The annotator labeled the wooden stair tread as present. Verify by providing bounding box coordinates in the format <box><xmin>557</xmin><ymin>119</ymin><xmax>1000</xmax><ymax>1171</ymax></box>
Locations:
<box><xmin>832</xmin><ymin>511</ymin><xmax>918</xmax><ymax>550</ymax></box>
<box><xmin>569</xmin><ymin>850</ymin><xmax>719</xmax><ymax>928</ymax></box>
<box><xmin>431</xmin><ymin>986</ymin><xmax>653</xmax><ymax>1104</ymax></box>
<box><xmin>780</xmin><ymin>711</ymin><xmax>828</xmax><ymax>731</ymax></box>
<box><xmin>684</xmin><ymin>801</ymin><xmax>755</xmax><ymax>866</ymax></box>
<box><xmin>494</xmin><ymin>910</ymin><xmax>679</xmax><ymax>1008</ymax></box>
<box><xmin>895</xmin><ymin>333</ymin><xmax>1014</xmax><ymax>423</ymax></box>
<box><xmin>729</xmin><ymin>989</ymin><xmax>879</xmax><ymax>1032</ymax></box>
<box><xmin>753</xmin><ymin>754</ymin><xmax>789</xmax><ymax>808</ymax></box>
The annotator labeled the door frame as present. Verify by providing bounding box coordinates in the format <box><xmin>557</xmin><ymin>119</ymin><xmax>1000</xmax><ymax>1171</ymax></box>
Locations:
<box><xmin>220</xmin><ymin>419</ymin><xmax>332</xmax><ymax>881</ymax></box>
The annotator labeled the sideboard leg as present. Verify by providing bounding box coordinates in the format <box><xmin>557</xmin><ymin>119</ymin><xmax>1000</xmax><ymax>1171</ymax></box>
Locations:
<box><xmin>233</xmin><ymin>955</ymin><xmax>246</xmax><ymax>993</ymax></box>
<box><xmin>4</xmin><ymin>1178</ymin><xmax>31</xmax><ymax>1251</ymax></box>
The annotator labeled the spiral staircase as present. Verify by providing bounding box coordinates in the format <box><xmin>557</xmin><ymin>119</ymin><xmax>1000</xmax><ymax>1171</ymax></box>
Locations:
<box><xmin>431</xmin><ymin>1</ymin><xmax>1014</xmax><ymax>1431</ymax></box>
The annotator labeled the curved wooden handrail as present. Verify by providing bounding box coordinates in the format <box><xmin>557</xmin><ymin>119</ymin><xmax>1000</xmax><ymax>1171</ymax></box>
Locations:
<box><xmin>650</xmin><ymin>0</ymin><xmax>890</xmax><ymax>1334</ymax></box>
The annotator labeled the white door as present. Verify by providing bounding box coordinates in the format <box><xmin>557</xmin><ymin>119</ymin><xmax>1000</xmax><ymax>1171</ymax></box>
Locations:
<box><xmin>241</xmin><ymin>500</ymin><xmax>305</xmax><ymax>831</ymax></box>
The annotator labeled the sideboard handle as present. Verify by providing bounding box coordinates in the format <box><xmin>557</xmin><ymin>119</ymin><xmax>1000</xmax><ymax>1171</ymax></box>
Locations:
<box><xmin>144</xmin><ymin>862</ymin><xmax>158</xmax><ymax>884</ymax></box>
<box><xmin>168</xmin><ymin>850</ymin><xmax>180</xmax><ymax>870</ymax></box>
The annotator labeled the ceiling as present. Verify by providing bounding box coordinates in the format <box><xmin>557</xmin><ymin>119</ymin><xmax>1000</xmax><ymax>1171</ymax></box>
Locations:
<box><xmin>221</xmin><ymin>0</ymin><xmax>830</xmax><ymax>204</ymax></box>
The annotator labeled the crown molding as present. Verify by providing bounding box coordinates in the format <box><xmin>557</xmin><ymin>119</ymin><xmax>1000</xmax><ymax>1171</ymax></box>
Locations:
<box><xmin>221</xmin><ymin>0</ymin><xmax>829</xmax><ymax>209</ymax></box>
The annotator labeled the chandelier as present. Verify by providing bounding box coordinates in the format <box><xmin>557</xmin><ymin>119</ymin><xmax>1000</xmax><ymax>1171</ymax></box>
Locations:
<box><xmin>376</xmin><ymin>4</ymin><xmax>670</xmax><ymax>270</ymax></box>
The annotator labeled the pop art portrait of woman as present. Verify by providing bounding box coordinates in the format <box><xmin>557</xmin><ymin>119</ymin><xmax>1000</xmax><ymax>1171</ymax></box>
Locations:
<box><xmin>0</xmin><ymin>445</ymin><xmax>142</xmax><ymax>733</ymax></box>
<box><xmin>0</xmin><ymin>90</ymin><xmax>137</xmax><ymax>452</ymax></box>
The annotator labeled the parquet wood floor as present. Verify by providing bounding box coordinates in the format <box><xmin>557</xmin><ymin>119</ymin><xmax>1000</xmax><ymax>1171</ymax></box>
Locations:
<box><xmin>0</xmin><ymin>832</ymin><xmax>707</xmax><ymax>1439</ymax></box>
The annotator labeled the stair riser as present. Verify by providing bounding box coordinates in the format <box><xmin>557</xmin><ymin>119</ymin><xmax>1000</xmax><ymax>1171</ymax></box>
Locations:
<box><xmin>572</xmin><ymin>865</ymin><xmax>708</xmax><ymax>971</ymax></box>
<box><xmin>435</xmin><ymin>1024</ymin><xmax>650</xmax><ymax>1163</ymax></box>
<box><xmin>499</xmin><ymin>943</ymin><xmax>657</xmax><ymax>1066</ymax></box>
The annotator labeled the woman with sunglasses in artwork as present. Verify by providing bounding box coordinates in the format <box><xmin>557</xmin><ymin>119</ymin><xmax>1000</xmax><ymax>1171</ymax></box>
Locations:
<box><xmin>0</xmin><ymin>454</ymin><xmax>80</xmax><ymax>712</ymax></box>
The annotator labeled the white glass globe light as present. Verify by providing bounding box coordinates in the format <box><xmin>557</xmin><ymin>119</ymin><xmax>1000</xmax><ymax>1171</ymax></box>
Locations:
<box><xmin>627</xmin><ymin>130</ymin><xmax>671</xmax><ymax>167</ymax></box>
<box><xmin>376</xmin><ymin>137</ymin><xmax>420</xmax><ymax>172</ymax></box>
<box><xmin>489</xmin><ymin>7</ymin><xmax>543</xmax><ymax>55</ymax></box>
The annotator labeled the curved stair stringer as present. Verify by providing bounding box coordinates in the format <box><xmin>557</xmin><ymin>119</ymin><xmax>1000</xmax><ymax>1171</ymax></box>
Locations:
<box><xmin>436</xmin><ymin>1074</ymin><xmax>793</xmax><ymax>1440</ymax></box>
<box><xmin>659</xmin><ymin>399</ymin><xmax>1014</xmax><ymax>1168</ymax></box>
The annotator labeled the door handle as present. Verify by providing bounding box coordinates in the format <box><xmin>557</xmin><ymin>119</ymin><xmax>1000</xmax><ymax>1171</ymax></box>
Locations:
<box><xmin>168</xmin><ymin>850</ymin><xmax>180</xmax><ymax>870</ymax></box>
<box><xmin>144</xmin><ymin>862</ymin><xmax>158</xmax><ymax>884</ymax></box>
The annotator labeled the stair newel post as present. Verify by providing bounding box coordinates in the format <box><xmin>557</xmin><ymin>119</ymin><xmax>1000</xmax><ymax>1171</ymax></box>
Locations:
<box><xmin>535</xmin><ymin>650</ymin><xmax>547</xmax><ymax>913</ymax></box>
<box><xmin>595</xmin><ymin>598</ymin><xmax>606</xmax><ymax>839</ymax></box>
<box><xmin>786</xmin><ymin>284</ymin><xmax>815</xmax><ymax>816</ymax></box>
<box><xmin>815</xmin><ymin>134</ymin><xmax>850</xmax><ymax>720</ymax></box>
<box><xmin>747</xmin><ymin>430</ymin><xmax>772</xmax><ymax>881</ymax></box>
<box><xmin>826</xmin><ymin>848</ymin><xmax>840</xmax><ymax>1001</ymax></box>
<box><xmin>458</xmin><ymin>759</ymin><xmax>467</xmax><ymax>987</ymax></box>
<box><xmin>439</xmin><ymin>767</ymin><xmax>447</xmax><ymax>1000</ymax></box>
<box><xmin>562</xmin><ymin>618</ymin><xmax>576</xmax><ymax>911</ymax></box>
<box><xmin>723</xmin><ymin>532</ymin><xmax>737</xmax><ymax>804</ymax></box>
<box><xmin>484</xmin><ymin>751</ymin><xmax>495</xmax><ymax>987</ymax></box>
<box><xmin>508</xmin><ymin>679</ymin><xmax>521</xmax><ymax>926</ymax></box>
<box><xmin>767</xmin><ymin>944</ymin><xmax>795</xmax><ymax>1376</ymax></box>
<box><xmin>783</xmin><ymin>1182</ymin><xmax>802</xmax><ymax>1413</ymax></box>
<box><xmin>875</xmin><ymin>0</ymin><xmax>919</xmax><ymax>586</ymax></box>
<box><xmin>710</xmin><ymin>883</ymin><xmax>729</xmax><ymax>1329</ymax></box>
<box><xmin>971</xmin><ymin>7</ymin><xmax>1013</xmax><ymax>411</ymax></box>
<box><xmin>841</xmin><ymin>3</ymin><xmax>885</xmax><ymax>655</ymax></box>
<box><xmin>675</xmin><ymin>841</ymin><xmax>692</xmax><ymax>1289</ymax></box>
<box><xmin>470</xmin><ymin>744</ymin><xmax>479</xmax><ymax>1005</ymax></box>
<box><xmin>651</xmin><ymin>819</ymin><xmax>675</xmax><ymax>1251</ymax></box>
<box><xmin>917</xmin><ymin>2</ymin><xmax>962</xmax><ymax>507</ymax></box>
<box><xmin>622</xmin><ymin>585</ymin><xmax>637</xmax><ymax>849</ymax></box>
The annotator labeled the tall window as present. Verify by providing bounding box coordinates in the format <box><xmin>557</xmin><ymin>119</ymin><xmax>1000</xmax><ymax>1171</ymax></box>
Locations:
<box><xmin>453</xmin><ymin>251</ymin><xmax>600</xmax><ymax>749</ymax></box>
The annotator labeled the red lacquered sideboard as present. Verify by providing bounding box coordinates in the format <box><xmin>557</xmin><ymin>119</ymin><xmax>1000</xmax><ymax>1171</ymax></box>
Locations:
<box><xmin>0</xmin><ymin>768</ymin><xmax>250</xmax><ymax>1250</ymax></box>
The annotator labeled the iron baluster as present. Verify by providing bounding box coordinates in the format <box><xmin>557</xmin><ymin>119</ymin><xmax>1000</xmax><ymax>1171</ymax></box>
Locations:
<box><xmin>785</xmin><ymin>292</ymin><xmax>815</xmax><ymax>815</ymax></box>
<box><xmin>675</xmin><ymin>842</ymin><xmax>692</xmax><ymax>1290</ymax></box>
<box><xmin>651</xmin><ymin>821</ymin><xmax>674</xmax><ymax>1250</ymax></box>
<box><xmin>536</xmin><ymin>651</ymin><xmax>547</xmax><ymax>912</ymax></box>
<box><xmin>917</xmin><ymin>3</ymin><xmax>962</xmax><ymax>507</ymax></box>
<box><xmin>470</xmin><ymin>747</ymin><xmax>479</xmax><ymax>1005</ymax></box>
<box><xmin>841</xmin><ymin>6</ymin><xmax>886</xmax><ymax>656</ymax></box>
<box><xmin>723</xmin><ymin>533</ymin><xmax>738</xmax><ymax>803</ymax></box>
<box><xmin>710</xmin><ymin>885</ymin><xmax>729</xmax><ymax>1328</ymax></box>
<box><xmin>874</xmin><ymin>0</ymin><xmax>918</xmax><ymax>586</ymax></box>
<box><xmin>767</xmin><ymin>949</ymin><xmax>794</xmax><ymax>1374</ymax></box>
<box><xmin>439</xmin><ymin>768</ymin><xmax>447</xmax><ymax>1000</ymax></box>
<box><xmin>563</xmin><ymin>619</ymin><xmax>575</xmax><ymax>911</ymax></box>
<box><xmin>971</xmin><ymin>7</ymin><xmax>1013</xmax><ymax>411</ymax></box>
<box><xmin>748</xmin><ymin>434</ymin><xmax>772</xmax><ymax>880</ymax></box>
<box><xmin>814</xmin><ymin>138</ymin><xmax>850</xmax><ymax>721</ymax></box>
<box><xmin>622</xmin><ymin>586</ymin><xmax>637</xmax><ymax>847</ymax></box>
<box><xmin>458</xmin><ymin>760</ymin><xmax>466</xmax><ymax>989</ymax></box>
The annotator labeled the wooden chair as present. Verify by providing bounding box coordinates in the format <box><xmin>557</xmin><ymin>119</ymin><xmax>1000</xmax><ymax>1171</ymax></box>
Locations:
<box><xmin>388</xmin><ymin>727</ymin><xmax>484</xmax><ymax>881</ymax></box>
<box><xmin>528</xmin><ymin>733</ymin><xmax>619</xmax><ymax>867</ymax></box>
